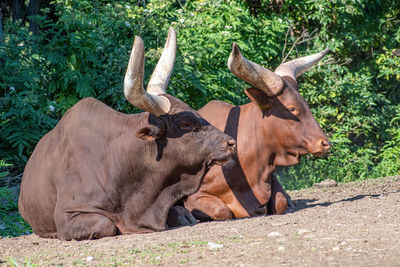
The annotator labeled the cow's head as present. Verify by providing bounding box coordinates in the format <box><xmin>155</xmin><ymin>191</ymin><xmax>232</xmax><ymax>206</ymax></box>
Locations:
<box><xmin>228</xmin><ymin>43</ymin><xmax>331</xmax><ymax>166</ymax></box>
<box><xmin>124</xmin><ymin>28</ymin><xmax>236</xmax><ymax>168</ymax></box>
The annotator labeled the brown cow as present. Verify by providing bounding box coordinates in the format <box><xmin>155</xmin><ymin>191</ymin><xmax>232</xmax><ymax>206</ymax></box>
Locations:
<box><xmin>184</xmin><ymin>43</ymin><xmax>331</xmax><ymax>220</ymax></box>
<box><xmin>18</xmin><ymin>28</ymin><xmax>236</xmax><ymax>240</ymax></box>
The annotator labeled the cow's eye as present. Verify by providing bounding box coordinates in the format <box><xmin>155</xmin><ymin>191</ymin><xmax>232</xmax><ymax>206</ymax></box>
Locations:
<box><xmin>178</xmin><ymin>121</ymin><xmax>193</xmax><ymax>131</ymax></box>
<box><xmin>288</xmin><ymin>107</ymin><xmax>300</xmax><ymax>116</ymax></box>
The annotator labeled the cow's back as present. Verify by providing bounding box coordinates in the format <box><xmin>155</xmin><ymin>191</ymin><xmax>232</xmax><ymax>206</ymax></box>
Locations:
<box><xmin>198</xmin><ymin>100</ymin><xmax>234</xmax><ymax>132</ymax></box>
<box><xmin>18</xmin><ymin>123</ymin><xmax>63</xmax><ymax>237</ymax></box>
<box><xmin>18</xmin><ymin>98</ymin><xmax>127</xmax><ymax>237</ymax></box>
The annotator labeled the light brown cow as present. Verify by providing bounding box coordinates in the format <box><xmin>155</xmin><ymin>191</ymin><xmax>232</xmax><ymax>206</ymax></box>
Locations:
<box><xmin>184</xmin><ymin>43</ymin><xmax>331</xmax><ymax>220</ymax></box>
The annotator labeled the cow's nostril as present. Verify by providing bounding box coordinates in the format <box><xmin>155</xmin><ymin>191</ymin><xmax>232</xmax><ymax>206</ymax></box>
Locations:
<box><xmin>227</xmin><ymin>138</ymin><xmax>236</xmax><ymax>149</ymax></box>
<box><xmin>322</xmin><ymin>140</ymin><xmax>332</xmax><ymax>148</ymax></box>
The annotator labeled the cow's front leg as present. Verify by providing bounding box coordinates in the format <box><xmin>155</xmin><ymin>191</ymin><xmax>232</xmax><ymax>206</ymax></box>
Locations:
<box><xmin>138</xmin><ymin>164</ymin><xmax>208</xmax><ymax>231</ymax></box>
<box><xmin>54</xmin><ymin>209</ymin><xmax>117</xmax><ymax>241</ymax></box>
<box><xmin>267</xmin><ymin>175</ymin><xmax>291</xmax><ymax>215</ymax></box>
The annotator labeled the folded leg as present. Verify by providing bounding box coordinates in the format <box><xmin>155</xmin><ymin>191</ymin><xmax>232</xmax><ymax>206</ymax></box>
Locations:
<box><xmin>55</xmin><ymin>209</ymin><xmax>117</xmax><ymax>240</ymax></box>
<box><xmin>185</xmin><ymin>194</ymin><xmax>233</xmax><ymax>221</ymax></box>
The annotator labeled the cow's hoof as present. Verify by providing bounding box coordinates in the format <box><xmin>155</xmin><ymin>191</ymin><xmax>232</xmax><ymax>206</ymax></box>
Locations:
<box><xmin>287</xmin><ymin>197</ymin><xmax>296</xmax><ymax>212</ymax></box>
<box><xmin>167</xmin><ymin>206</ymin><xmax>197</xmax><ymax>228</ymax></box>
<box><xmin>282</xmin><ymin>191</ymin><xmax>296</xmax><ymax>213</ymax></box>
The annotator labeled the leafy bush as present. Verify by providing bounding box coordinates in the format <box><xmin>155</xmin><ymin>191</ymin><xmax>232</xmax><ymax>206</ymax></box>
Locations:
<box><xmin>0</xmin><ymin>186</ymin><xmax>32</xmax><ymax>237</ymax></box>
<box><xmin>0</xmin><ymin>160</ymin><xmax>32</xmax><ymax>237</ymax></box>
<box><xmin>275</xmin><ymin>0</ymin><xmax>400</xmax><ymax>189</ymax></box>
<box><xmin>1</xmin><ymin>0</ymin><xmax>400</xmax><ymax>191</ymax></box>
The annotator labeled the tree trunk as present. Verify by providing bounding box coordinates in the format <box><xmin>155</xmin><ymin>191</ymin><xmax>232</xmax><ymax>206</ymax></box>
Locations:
<box><xmin>9</xmin><ymin>0</ymin><xmax>26</xmax><ymax>23</ymax></box>
<box><xmin>0</xmin><ymin>10</ymin><xmax>4</xmax><ymax>67</ymax></box>
<box><xmin>0</xmin><ymin>10</ymin><xmax>4</xmax><ymax>46</ymax></box>
<box><xmin>27</xmin><ymin>0</ymin><xmax>41</xmax><ymax>35</ymax></box>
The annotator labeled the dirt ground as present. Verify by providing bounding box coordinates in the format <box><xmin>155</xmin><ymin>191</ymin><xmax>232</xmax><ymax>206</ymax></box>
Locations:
<box><xmin>1</xmin><ymin>176</ymin><xmax>400</xmax><ymax>266</ymax></box>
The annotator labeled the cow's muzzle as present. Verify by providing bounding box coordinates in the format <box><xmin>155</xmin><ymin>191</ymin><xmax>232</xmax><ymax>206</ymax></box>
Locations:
<box><xmin>213</xmin><ymin>137</ymin><xmax>236</xmax><ymax>166</ymax></box>
<box><xmin>311</xmin><ymin>138</ymin><xmax>332</xmax><ymax>157</ymax></box>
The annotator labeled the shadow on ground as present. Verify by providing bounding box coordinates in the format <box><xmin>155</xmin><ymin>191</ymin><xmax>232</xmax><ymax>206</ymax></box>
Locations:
<box><xmin>292</xmin><ymin>189</ymin><xmax>400</xmax><ymax>212</ymax></box>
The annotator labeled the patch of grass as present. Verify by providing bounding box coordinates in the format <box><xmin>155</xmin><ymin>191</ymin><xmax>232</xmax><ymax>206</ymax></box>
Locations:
<box><xmin>293</xmin><ymin>233</ymin><xmax>301</xmax><ymax>239</ymax></box>
<box><xmin>97</xmin><ymin>240</ymin><xmax>211</xmax><ymax>265</ymax></box>
<box><xmin>72</xmin><ymin>260</ymin><xmax>83</xmax><ymax>265</ymax></box>
<box><xmin>180</xmin><ymin>258</ymin><xmax>193</xmax><ymax>264</ymax></box>
<box><xmin>187</xmin><ymin>240</ymin><xmax>208</xmax><ymax>246</ymax></box>
<box><xmin>110</xmin><ymin>258</ymin><xmax>125</xmax><ymax>266</ymax></box>
<box><xmin>7</xmin><ymin>258</ymin><xmax>38</xmax><ymax>267</ymax></box>
<box><xmin>0</xmin><ymin>186</ymin><xmax>32</xmax><ymax>237</ymax></box>
<box><xmin>130</xmin><ymin>248</ymin><xmax>142</xmax><ymax>254</ymax></box>
<box><xmin>0</xmin><ymin>159</ymin><xmax>31</xmax><ymax>237</ymax></box>
<box><xmin>166</xmin><ymin>242</ymin><xmax>179</xmax><ymax>249</ymax></box>
<box><xmin>230</xmin><ymin>235</ymin><xmax>244</xmax><ymax>243</ymax></box>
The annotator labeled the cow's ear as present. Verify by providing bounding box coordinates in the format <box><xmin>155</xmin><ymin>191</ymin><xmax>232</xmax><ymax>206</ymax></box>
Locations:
<box><xmin>135</xmin><ymin>125</ymin><xmax>163</xmax><ymax>141</ymax></box>
<box><xmin>244</xmin><ymin>88</ymin><xmax>272</xmax><ymax>110</ymax></box>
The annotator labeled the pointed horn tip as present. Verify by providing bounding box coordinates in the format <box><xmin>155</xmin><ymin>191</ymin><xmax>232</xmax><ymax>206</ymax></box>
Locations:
<box><xmin>134</xmin><ymin>35</ymin><xmax>143</xmax><ymax>43</ymax></box>
<box><xmin>168</xmin><ymin>26</ymin><xmax>176</xmax><ymax>34</ymax></box>
<box><xmin>167</xmin><ymin>27</ymin><xmax>177</xmax><ymax>39</ymax></box>
<box><xmin>232</xmin><ymin>42</ymin><xmax>240</xmax><ymax>55</ymax></box>
<box><xmin>228</xmin><ymin>43</ymin><xmax>239</xmax><ymax>70</ymax></box>
<box><xmin>321</xmin><ymin>48</ymin><xmax>330</xmax><ymax>56</ymax></box>
<box><xmin>229</xmin><ymin>43</ymin><xmax>242</xmax><ymax>61</ymax></box>
<box><xmin>132</xmin><ymin>35</ymin><xmax>144</xmax><ymax>50</ymax></box>
<box><xmin>164</xmin><ymin>27</ymin><xmax>177</xmax><ymax>49</ymax></box>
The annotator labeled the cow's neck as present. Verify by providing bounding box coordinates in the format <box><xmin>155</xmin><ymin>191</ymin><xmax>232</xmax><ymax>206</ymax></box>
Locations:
<box><xmin>234</xmin><ymin>103</ymin><xmax>277</xmax><ymax>186</ymax></box>
<box><xmin>112</xmin><ymin>112</ymin><xmax>207</xmax><ymax>229</ymax></box>
<box><xmin>107</xmin><ymin>112</ymin><xmax>163</xmax><ymax>210</ymax></box>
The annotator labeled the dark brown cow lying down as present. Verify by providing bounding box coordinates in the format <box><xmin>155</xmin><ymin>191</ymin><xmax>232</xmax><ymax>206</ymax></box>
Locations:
<box><xmin>18</xmin><ymin>28</ymin><xmax>236</xmax><ymax>241</ymax></box>
<box><xmin>184</xmin><ymin>43</ymin><xmax>331</xmax><ymax>220</ymax></box>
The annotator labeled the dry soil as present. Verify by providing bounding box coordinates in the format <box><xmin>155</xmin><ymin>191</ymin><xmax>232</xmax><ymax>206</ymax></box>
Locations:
<box><xmin>1</xmin><ymin>176</ymin><xmax>400</xmax><ymax>266</ymax></box>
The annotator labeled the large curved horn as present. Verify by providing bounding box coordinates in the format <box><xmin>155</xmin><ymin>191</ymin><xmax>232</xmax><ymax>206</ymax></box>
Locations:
<box><xmin>228</xmin><ymin>43</ymin><xmax>284</xmax><ymax>96</ymax></box>
<box><xmin>274</xmin><ymin>48</ymin><xmax>329</xmax><ymax>80</ymax></box>
<box><xmin>147</xmin><ymin>27</ymin><xmax>177</xmax><ymax>95</ymax></box>
<box><xmin>124</xmin><ymin>36</ymin><xmax>171</xmax><ymax>116</ymax></box>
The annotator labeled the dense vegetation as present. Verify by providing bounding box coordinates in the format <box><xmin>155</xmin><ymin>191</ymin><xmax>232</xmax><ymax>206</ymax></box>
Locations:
<box><xmin>0</xmin><ymin>0</ymin><xmax>400</xmax><ymax>236</ymax></box>
<box><xmin>0</xmin><ymin>159</ymin><xmax>31</xmax><ymax>236</ymax></box>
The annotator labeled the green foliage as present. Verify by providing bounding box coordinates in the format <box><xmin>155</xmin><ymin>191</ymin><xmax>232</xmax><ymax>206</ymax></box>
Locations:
<box><xmin>373</xmin><ymin>105</ymin><xmax>400</xmax><ymax>177</ymax></box>
<box><xmin>0</xmin><ymin>186</ymin><xmax>32</xmax><ymax>237</ymax></box>
<box><xmin>7</xmin><ymin>257</ymin><xmax>37</xmax><ymax>267</ymax></box>
<box><xmin>0</xmin><ymin>160</ymin><xmax>32</xmax><ymax>237</ymax></box>
<box><xmin>277</xmin><ymin>0</ymin><xmax>400</xmax><ymax>189</ymax></box>
<box><xmin>0</xmin><ymin>159</ymin><xmax>12</xmax><ymax>178</ymax></box>
<box><xmin>1</xmin><ymin>0</ymin><xmax>400</xmax><ymax>192</ymax></box>
<box><xmin>0</xmin><ymin>90</ymin><xmax>57</xmax><ymax>159</ymax></box>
